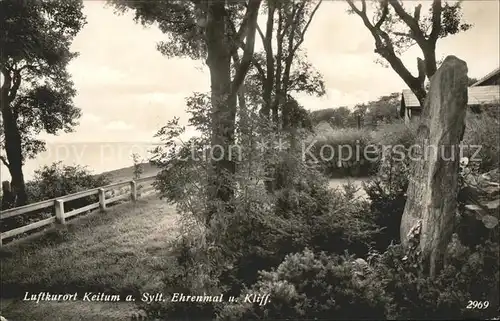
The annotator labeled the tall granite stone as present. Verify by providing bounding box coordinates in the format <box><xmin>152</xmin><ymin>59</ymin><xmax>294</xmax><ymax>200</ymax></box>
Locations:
<box><xmin>400</xmin><ymin>55</ymin><xmax>468</xmax><ymax>277</ymax></box>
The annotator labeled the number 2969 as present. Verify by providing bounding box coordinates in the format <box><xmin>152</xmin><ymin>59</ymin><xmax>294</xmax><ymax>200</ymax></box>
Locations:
<box><xmin>466</xmin><ymin>301</ymin><xmax>489</xmax><ymax>309</ymax></box>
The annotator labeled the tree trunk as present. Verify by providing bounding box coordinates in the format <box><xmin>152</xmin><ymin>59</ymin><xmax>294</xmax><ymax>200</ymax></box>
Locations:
<box><xmin>400</xmin><ymin>55</ymin><xmax>468</xmax><ymax>278</ymax></box>
<box><xmin>1</xmin><ymin>87</ymin><xmax>28</xmax><ymax>207</ymax></box>
<box><xmin>205</xmin><ymin>1</ymin><xmax>237</xmax><ymax>225</ymax></box>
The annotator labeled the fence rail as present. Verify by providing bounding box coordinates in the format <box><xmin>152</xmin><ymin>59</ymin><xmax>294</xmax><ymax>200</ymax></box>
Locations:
<box><xmin>0</xmin><ymin>175</ymin><xmax>157</xmax><ymax>246</ymax></box>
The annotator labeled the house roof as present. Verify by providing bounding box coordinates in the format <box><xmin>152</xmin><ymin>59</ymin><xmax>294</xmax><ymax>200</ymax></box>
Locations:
<box><xmin>401</xmin><ymin>85</ymin><xmax>500</xmax><ymax>109</ymax></box>
<box><xmin>401</xmin><ymin>89</ymin><xmax>420</xmax><ymax>108</ymax></box>
<box><xmin>471</xmin><ymin>67</ymin><xmax>500</xmax><ymax>87</ymax></box>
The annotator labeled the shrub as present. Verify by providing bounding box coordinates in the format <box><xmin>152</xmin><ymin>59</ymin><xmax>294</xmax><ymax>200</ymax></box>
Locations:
<box><xmin>134</xmin><ymin>230</ymin><xmax>224</xmax><ymax>320</ymax></box>
<box><xmin>373</xmin><ymin>238</ymin><xmax>499</xmax><ymax>320</ymax></box>
<box><xmin>143</xmin><ymin>154</ymin><xmax>382</xmax><ymax>320</ymax></box>
<box><xmin>1</xmin><ymin>162</ymin><xmax>110</xmax><ymax>233</ymax></box>
<box><xmin>463</xmin><ymin>109</ymin><xmax>500</xmax><ymax>172</ymax></box>
<box><xmin>308</xmin><ymin>127</ymin><xmax>376</xmax><ymax>177</ymax></box>
<box><xmin>27</xmin><ymin>161</ymin><xmax>110</xmax><ymax>210</ymax></box>
<box><xmin>212</xmin><ymin>161</ymin><xmax>381</xmax><ymax>293</ymax></box>
<box><xmin>370</xmin><ymin>120</ymin><xmax>417</xmax><ymax>149</ymax></box>
<box><xmin>216</xmin><ymin>249</ymin><xmax>389</xmax><ymax>320</ymax></box>
<box><xmin>362</xmin><ymin>120</ymin><xmax>416</xmax><ymax>250</ymax></box>
<box><xmin>363</xmin><ymin>170</ymin><xmax>408</xmax><ymax>251</ymax></box>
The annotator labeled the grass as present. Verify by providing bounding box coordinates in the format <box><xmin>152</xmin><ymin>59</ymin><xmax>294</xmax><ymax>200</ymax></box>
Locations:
<box><xmin>1</xmin><ymin>194</ymin><xmax>179</xmax><ymax>320</ymax></box>
<box><xmin>328</xmin><ymin>177</ymin><xmax>369</xmax><ymax>199</ymax></box>
<box><xmin>0</xmin><ymin>174</ymin><xmax>370</xmax><ymax>321</ymax></box>
<box><xmin>99</xmin><ymin>162</ymin><xmax>161</xmax><ymax>183</ymax></box>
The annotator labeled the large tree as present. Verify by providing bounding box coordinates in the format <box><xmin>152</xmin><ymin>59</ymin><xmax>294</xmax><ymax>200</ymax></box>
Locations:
<box><xmin>110</xmin><ymin>0</ymin><xmax>262</xmax><ymax>223</ymax></box>
<box><xmin>0</xmin><ymin>0</ymin><xmax>86</xmax><ymax>206</ymax></box>
<box><xmin>363</xmin><ymin>92</ymin><xmax>400</xmax><ymax>127</ymax></box>
<box><xmin>249</xmin><ymin>0</ymin><xmax>324</xmax><ymax>128</ymax></box>
<box><xmin>346</xmin><ymin>0</ymin><xmax>471</xmax><ymax>107</ymax></box>
<box><xmin>246</xmin><ymin>0</ymin><xmax>325</xmax><ymax>192</ymax></box>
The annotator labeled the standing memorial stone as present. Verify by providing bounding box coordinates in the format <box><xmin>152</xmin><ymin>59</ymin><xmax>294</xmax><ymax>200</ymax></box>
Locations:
<box><xmin>400</xmin><ymin>55</ymin><xmax>468</xmax><ymax>277</ymax></box>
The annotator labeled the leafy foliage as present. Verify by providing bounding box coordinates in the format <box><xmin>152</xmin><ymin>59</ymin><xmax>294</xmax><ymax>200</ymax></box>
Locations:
<box><xmin>462</xmin><ymin>109</ymin><xmax>500</xmax><ymax>172</ymax></box>
<box><xmin>217</xmin><ymin>249</ymin><xmax>389</xmax><ymax>320</ymax></box>
<box><xmin>0</xmin><ymin>0</ymin><xmax>86</xmax><ymax>162</ymax></box>
<box><xmin>1</xmin><ymin>162</ymin><xmax>110</xmax><ymax>234</ymax></box>
<box><xmin>363</xmin><ymin>93</ymin><xmax>401</xmax><ymax>128</ymax></box>
<box><xmin>27</xmin><ymin>162</ymin><xmax>110</xmax><ymax>210</ymax></box>
<box><xmin>373</xmin><ymin>239</ymin><xmax>499</xmax><ymax>320</ymax></box>
<box><xmin>307</xmin><ymin>127</ymin><xmax>376</xmax><ymax>177</ymax></box>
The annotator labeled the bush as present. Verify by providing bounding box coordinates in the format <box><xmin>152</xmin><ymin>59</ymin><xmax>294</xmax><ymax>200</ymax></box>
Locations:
<box><xmin>363</xmin><ymin>170</ymin><xmax>408</xmax><ymax>251</ymax></box>
<box><xmin>141</xmin><ymin>155</ymin><xmax>382</xmax><ymax>320</ymax></box>
<box><xmin>361</xmin><ymin>120</ymin><xmax>416</xmax><ymax>250</ymax></box>
<box><xmin>308</xmin><ymin>127</ymin><xmax>376</xmax><ymax>177</ymax></box>
<box><xmin>463</xmin><ymin>110</ymin><xmax>500</xmax><ymax>172</ymax></box>
<box><xmin>134</xmin><ymin>230</ymin><xmax>224</xmax><ymax>320</ymax></box>
<box><xmin>1</xmin><ymin>162</ymin><xmax>111</xmax><ymax>233</ymax></box>
<box><xmin>216</xmin><ymin>249</ymin><xmax>389</xmax><ymax>320</ymax></box>
<box><xmin>373</xmin><ymin>238</ymin><xmax>499</xmax><ymax>320</ymax></box>
<box><xmin>27</xmin><ymin>161</ymin><xmax>110</xmax><ymax>210</ymax></box>
<box><xmin>370</xmin><ymin>120</ymin><xmax>417</xmax><ymax>149</ymax></box>
<box><xmin>211</xmin><ymin>162</ymin><xmax>381</xmax><ymax>295</ymax></box>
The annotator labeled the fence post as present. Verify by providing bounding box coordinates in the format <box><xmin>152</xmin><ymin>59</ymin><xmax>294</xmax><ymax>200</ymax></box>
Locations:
<box><xmin>55</xmin><ymin>199</ymin><xmax>66</xmax><ymax>225</ymax></box>
<box><xmin>98</xmin><ymin>188</ymin><xmax>106</xmax><ymax>211</ymax></box>
<box><xmin>130</xmin><ymin>181</ymin><xmax>137</xmax><ymax>202</ymax></box>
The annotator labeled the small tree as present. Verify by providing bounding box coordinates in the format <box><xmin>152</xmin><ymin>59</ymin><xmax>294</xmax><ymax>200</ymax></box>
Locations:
<box><xmin>131</xmin><ymin>153</ymin><xmax>144</xmax><ymax>180</ymax></box>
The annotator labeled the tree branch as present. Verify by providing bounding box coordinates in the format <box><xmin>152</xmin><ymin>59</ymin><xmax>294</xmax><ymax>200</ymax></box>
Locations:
<box><xmin>429</xmin><ymin>0</ymin><xmax>442</xmax><ymax>42</ymax></box>
<box><xmin>374</xmin><ymin>0</ymin><xmax>389</xmax><ymax>29</ymax></box>
<box><xmin>229</xmin><ymin>0</ymin><xmax>262</xmax><ymax>100</ymax></box>
<box><xmin>389</xmin><ymin>0</ymin><xmax>426</xmax><ymax>45</ymax></box>
<box><xmin>347</xmin><ymin>0</ymin><xmax>424</xmax><ymax>105</ymax></box>
<box><xmin>256</xmin><ymin>23</ymin><xmax>266</xmax><ymax>47</ymax></box>
<box><xmin>292</xmin><ymin>0</ymin><xmax>323</xmax><ymax>53</ymax></box>
<box><xmin>346</xmin><ymin>0</ymin><xmax>373</xmax><ymax>29</ymax></box>
<box><xmin>0</xmin><ymin>155</ymin><xmax>10</xmax><ymax>168</ymax></box>
<box><xmin>8</xmin><ymin>69</ymin><xmax>22</xmax><ymax>103</ymax></box>
<box><xmin>0</xmin><ymin>67</ymin><xmax>12</xmax><ymax>93</ymax></box>
<box><xmin>264</xmin><ymin>1</ymin><xmax>275</xmax><ymax>85</ymax></box>
<box><xmin>252</xmin><ymin>57</ymin><xmax>267</xmax><ymax>82</ymax></box>
<box><xmin>414</xmin><ymin>3</ymin><xmax>422</xmax><ymax>21</ymax></box>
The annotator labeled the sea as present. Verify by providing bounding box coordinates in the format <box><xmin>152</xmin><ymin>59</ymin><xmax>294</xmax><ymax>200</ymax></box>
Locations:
<box><xmin>0</xmin><ymin>142</ymin><xmax>161</xmax><ymax>182</ymax></box>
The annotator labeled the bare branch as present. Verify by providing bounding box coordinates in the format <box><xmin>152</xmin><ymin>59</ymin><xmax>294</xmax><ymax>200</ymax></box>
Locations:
<box><xmin>8</xmin><ymin>69</ymin><xmax>22</xmax><ymax>103</ymax></box>
<box><xmin>292</xmin><ymin>0</ymin><xmax>323</xmax><ymax>53</ymax></box>
<box><xmin>389</xmin><ymin>0</ymin><xmax>426</xmax><ymax>45</ymax></box>
<box><xmin>346</xmin><ymin>0</ymin><xmax>363</xmax><ymax>16</ymax></box>
<box><xmin>414</xmin><ymin>3</ymin><xmax>422</xmax><ymax>21</ymax></box>
<box><xmin>346</xmin><ymin>0</ymin><xmax>374</xmax><ymax>30</ymax></box>
<box><xmin>0</xmin><ymin>67</ymin><xmax>11</xmax><ymax>93</ymax></box>
<box><xmin>252</xmin><ymin>57</ymin><xmax>267</xmax><ymax>81</ymax></box>
<box><xmin>0</xmin><ymin>155</ymin><xmax>10</xmax><ymax>168</ymax></box>
<box><xmin>429</xmin><ymin>0</ymin><xmax>442</xmax><ymax>42</ymax></box>
<box><xmin>374</xmin><ymin>0</ymin><xmax>389</xmax><ymax>29</ymax></box>
<box><xmin>230</xmin><ymin>0</ymin><xmax>262</xmax><ymax>99</ymax></box>
<box><xmin>256</xmin><ymin>23</ymin><xmax>266</xmax><ymax>47</ymax></box>
<box><xmin>263</xmin><ymin>1</ymin><xmax>275</xmax><ymax>90</ymax></box>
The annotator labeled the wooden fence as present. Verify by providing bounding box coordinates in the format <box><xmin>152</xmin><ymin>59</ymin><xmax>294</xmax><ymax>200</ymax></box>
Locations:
<box><xmin>0</xmin><ymin>175</ymin><xmax>157</xmax><ymax>246</ymax></box>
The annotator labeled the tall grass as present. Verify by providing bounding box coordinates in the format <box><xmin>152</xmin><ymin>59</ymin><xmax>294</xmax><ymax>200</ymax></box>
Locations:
<box><xmin>307</xmin><ymin>126</ymin><xmax>375</xmax><ymax>177</ymax></box>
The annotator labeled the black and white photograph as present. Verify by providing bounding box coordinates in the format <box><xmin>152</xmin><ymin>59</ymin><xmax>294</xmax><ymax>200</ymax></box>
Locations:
<box><xmin>0</xmin><ymin>0</ymin><xmax>499</xmax><ymax>320</ymax></box>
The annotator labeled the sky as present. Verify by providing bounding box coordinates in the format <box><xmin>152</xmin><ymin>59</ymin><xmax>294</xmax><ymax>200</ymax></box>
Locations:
<box><xmin>37</xmin><ymin>0</ymin><xmax>500</xmax><ymax>144</ymax></box>
<box><xmin>1</xmin><ymin>0</ymin><xmax>499</xmax><ymax>180</ymax></box>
